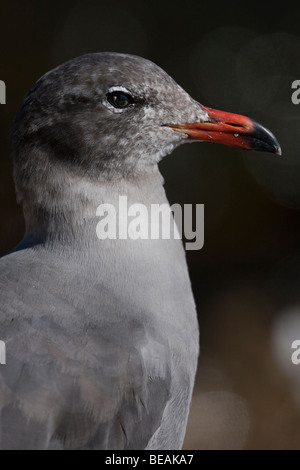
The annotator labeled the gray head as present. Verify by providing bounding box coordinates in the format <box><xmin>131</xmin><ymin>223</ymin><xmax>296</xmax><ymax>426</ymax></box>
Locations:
<box><xmin>12</xmin><ymin>53</ymin><xmax>199</xmax><ymax>197</ymax></box>
<box><xmin>12</xmin><ymin>52</ymin><xmax>280</xmax><ymax>207</ymax></box>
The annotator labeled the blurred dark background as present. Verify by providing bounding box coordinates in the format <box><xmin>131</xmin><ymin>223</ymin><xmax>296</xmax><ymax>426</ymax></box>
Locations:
<box><xmin>1</xmin><ymin>0</ymin><xmax>300</xmax><ymax>449</ymax></box>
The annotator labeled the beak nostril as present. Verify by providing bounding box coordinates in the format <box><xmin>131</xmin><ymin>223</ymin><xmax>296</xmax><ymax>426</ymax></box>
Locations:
<box><xmin>226</xmin><ymin>123</ymin><xmax>243</xmax><ymax>128</ymax></box>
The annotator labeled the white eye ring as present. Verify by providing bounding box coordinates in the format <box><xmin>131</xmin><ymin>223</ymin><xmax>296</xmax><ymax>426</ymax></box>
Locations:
<box><xmin>103</xmin><ymin>86</ymin><xmax>134</xmax><ymax>114</ymax></box>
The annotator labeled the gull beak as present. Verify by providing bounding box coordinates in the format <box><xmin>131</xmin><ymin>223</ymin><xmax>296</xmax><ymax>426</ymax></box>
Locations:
<box><xmin>166</xmin><ymin>106</ymin><xmax>281</xmax><ymax>155</ymax></box>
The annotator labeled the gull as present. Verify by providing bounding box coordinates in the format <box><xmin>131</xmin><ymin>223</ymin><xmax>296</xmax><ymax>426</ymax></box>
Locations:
<box><xmin>0</xmin><ymin>53</ymin><xmax>280</xmax><ymax>450</ymax></box>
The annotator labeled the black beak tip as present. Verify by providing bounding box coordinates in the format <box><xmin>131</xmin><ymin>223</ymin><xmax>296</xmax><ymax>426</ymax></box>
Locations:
<box><xmin>251</xmin><ymin>121</ymin><xmax>282</xmax><ymax>156</ymax></box>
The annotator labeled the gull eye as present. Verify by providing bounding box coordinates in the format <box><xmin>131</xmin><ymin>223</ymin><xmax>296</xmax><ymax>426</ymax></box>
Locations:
<box><xmin>106</xmin><ymin>91</ymin><xmax>134</xmax><ymax>109</ymax></box>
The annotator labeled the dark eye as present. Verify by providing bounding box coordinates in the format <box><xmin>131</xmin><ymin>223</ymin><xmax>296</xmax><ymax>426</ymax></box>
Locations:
<box><xmin>106</xmin><ymin>91</ymin><xmax>134</xmax><ymax>109</ymax></box>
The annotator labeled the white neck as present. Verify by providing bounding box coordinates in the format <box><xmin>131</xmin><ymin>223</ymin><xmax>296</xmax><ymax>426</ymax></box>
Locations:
<box><xmin>19</xmin><ymin>165</ymin><xmax>170</xmax><ymax>251</ymax></box>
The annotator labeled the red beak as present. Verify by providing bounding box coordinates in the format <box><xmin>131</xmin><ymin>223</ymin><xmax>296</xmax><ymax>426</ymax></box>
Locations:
<box><xmin>167</xmin><ymin>106</ymin><xmax>281</xmax><ymax>155</ymax></box>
